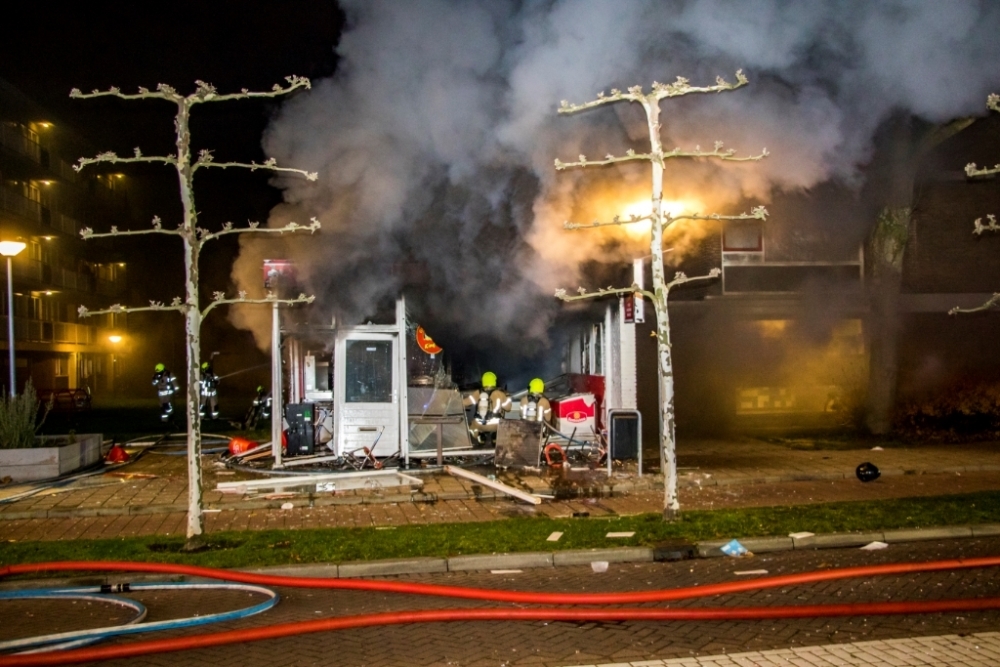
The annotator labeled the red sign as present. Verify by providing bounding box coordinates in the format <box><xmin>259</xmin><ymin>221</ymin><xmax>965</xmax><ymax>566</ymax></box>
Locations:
<box><xmin>552</xmin><ymin>394</ymin><xmax>596</xmax><ymax>423</ymax></box>
<box><xmin>263</xmin><ymin>259</ymin><xmax>296</xmax><ymax>289</ymax></box>
<box><xmin>623</xmin><ymin>294</ymin><xmax>635</xmax><ymax>323</ymax></box>
<box><xmin>415</xmin><ymin>326</ymin><xmax>443</xmax><ymax>355</ymax></box>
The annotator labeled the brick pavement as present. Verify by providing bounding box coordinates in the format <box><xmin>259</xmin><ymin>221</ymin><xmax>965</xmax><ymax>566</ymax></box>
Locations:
<box><xmin>4</xmin><ymin>438</ymin><xmax>1000</xmax><ymax>541</ymax></box>
<box><xmin>561</xmin><ymin>633</ymin><xmax>1000</xmax><ymax>667</ymax></box>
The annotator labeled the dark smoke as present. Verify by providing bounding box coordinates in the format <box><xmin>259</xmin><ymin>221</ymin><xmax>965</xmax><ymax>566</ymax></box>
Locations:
<box><xmin>231</xmin><ymin>0</ymin><xmax>1000</xmax><ymax>360</ymax></box>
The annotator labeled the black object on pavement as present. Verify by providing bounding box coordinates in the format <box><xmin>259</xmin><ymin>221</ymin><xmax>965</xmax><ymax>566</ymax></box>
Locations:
<box><xmin>856</xmin><ymin>461</ymin><xmax>881</xmax><ymax>482</ymax></box>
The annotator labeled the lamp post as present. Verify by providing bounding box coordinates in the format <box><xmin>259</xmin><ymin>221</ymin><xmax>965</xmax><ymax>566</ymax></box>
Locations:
<box><xmin>0</xmin><ymin>241</ymin><xmax>26</xmax><ymax>397</ymax></box>
<box><xmin>109</xmin><ymin>334</ymin><xmax>123</xmax><ymax>397</ymax></box>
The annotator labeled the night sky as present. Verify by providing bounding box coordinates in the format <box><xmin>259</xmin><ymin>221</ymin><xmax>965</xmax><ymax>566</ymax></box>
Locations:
<box><xmin>0</xmin><ymin>1</ymin><xmax>344</xmax><ymax>388</ymax></box>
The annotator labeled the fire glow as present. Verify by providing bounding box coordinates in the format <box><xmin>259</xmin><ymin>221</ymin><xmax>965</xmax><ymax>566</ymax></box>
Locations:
<box><xmin>618</xmin><ymin>198</ymin><xmax>703</xmax><ymax>239</ymax></box>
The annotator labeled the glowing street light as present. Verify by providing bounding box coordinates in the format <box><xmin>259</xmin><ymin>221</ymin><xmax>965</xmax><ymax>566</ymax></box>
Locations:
<box><xmin>0</xmin><ymin>241</ymin><xmax>26</xmax><ymax>396</ymax></box>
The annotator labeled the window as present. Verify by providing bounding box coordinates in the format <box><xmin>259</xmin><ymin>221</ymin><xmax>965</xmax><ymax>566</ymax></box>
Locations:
<box><xmin>723</xmin><ymin>221</ymin><xmax>763</xmax><ymax>252</ymax></box>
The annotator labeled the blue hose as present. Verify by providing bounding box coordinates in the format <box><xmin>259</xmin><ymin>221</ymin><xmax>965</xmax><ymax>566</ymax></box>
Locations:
<box><xmin>0</xmin><ymin>581</ymin><xmax>279</xmax><ymax>654</ymax></box>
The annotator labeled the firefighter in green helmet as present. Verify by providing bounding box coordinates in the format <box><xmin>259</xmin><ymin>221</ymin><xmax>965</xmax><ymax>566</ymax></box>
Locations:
<box><xmin>464</xmin><ymin>371</ymin><xmax>511</xmax><ymax>448</ymax></box>
<box><xmin>199</xmin><ymin>361</ymin><xmax>220</xmax><ymax>419</ymax></box>
<box><xmin>152</xmin><ymin>363</ymin><xmax>177</xmax><ymax>422</ymax></box>
<box><xmin>520</xmin><ymin>377</ymin><xmax>552</xmax><ymax>426</ymax></box>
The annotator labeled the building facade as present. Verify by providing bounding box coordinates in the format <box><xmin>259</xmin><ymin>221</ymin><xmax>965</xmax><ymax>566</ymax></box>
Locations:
<box><xmin>0</xmin><ymin>78</ymin><xmax>131</xmax><ymax>397</ymax></box>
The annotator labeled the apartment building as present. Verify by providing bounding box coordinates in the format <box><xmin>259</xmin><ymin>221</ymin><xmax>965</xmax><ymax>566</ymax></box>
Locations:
<box><xmin>0</xmin><ymin>78</ymin><xmax>132</xmax><ymax>397</ymax></box>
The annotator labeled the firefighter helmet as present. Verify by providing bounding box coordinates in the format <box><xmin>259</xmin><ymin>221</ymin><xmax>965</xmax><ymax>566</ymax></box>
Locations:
<box><xmin>529</xmin><ymin>378</ymin><xmax>544</xmax><ymax>394</ymax></box>
<box><xmin>154</xmin><ymin>363</ymin><xmax>165</xmax><ymax>373</ymax></box>
<box><xmin>855</xmin><ymin>462</ymin><xmax>881</xmax><ymax>482</ymax></box>
<box><xmin>481</xmin><ymin>371</ymin><xmax>497</xmax><ymax>388</ymax></box>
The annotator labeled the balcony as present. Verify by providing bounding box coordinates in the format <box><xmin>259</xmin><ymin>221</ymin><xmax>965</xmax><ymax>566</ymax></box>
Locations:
<box><xmin>0</xmin><ymin>125</ymin><xmax>41</xmax><ymax>163</ymax></box>
<box><xmin>0</xmin><ymin>187</ymin><xmax>41</xmax><ymax>223</ymax></box>
<box><xmin>0</xmin><ymin>316</ymin><xmax>95</xmax><ymax>345</ymax></box>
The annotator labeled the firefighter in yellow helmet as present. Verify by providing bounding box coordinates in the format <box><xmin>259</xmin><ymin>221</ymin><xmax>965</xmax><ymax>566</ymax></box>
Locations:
<box><xmin>152</xmin><ymin>363</ymin><xmax>177</xmax><ymax>422</ymax></box>
<box><xmin>520</xmin><ymin>377</ymin><xmax>552</xmax><ymax>426</ymax></box>
<box><xmin>464</xmin><ymin>371</ymin><xmax>511</xmax><ymax>448</ymax></box>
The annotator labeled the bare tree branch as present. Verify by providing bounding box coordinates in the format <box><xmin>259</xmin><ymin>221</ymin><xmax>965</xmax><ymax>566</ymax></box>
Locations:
<box><xmin>186</xmin><ymin>76</ymin><xmax>311</xmax><ymax>104</ymax></box>
<box><xmin>555</xmin><ymin>149</ymin><xmax>653</xmax><ymax>170</ymax></box>
<box><xmin>198</xmin><ymin>218</ymin><xmax>321</xmax><ymax>245</ymax></box>
<box><xmin>74</xmin><ymin>149</ymin><xmax>176</xmax><ymax>172</ymax></box>
<box><xmin>555</xmin><ymin>284</ymin><xmax>655</xmax><ymax>303</ymax></box>
<box><xmin>201</xmin><ymin>292</ymin><xmax>315</xmax><ymax>318</ymax></box>
<box><xmin>949</xmin><ymin>293</ymin><xmax>1000</xmax><ymax>315</ymax></box>
<box><xmin>973</xmin><ymin>214</ymin><xmax>999</xmax><ymax>235</ymax></box>
<box><xmin>666</xmin><ymin>267</ymin><xmax>722</xmax><ymax>290</ymax></box>
<box><xmin>80</xmin><ymin>215</ymin><xmax>185</xmax><ymax>240</ymax></box>
<box><xmin>77</xmin><ymin>298</ymin><xmax>186</xmax><ymax>319</ymax></box>
<box><xmin>565</xmin><ymin>206</ymin><xmax>769</xmax><ymax>231</ymax></box>
<box><xmin>70</xmin><ymin>83</ymin><xmax>183</xmax><ymax>102</ymax></box>
<box><xmin>192</xmin><ymin>150</ymin><xmax>318</xmax><ymax>180</ymax></box>
<box><xmin>558</xmin><ymin>71</ymin><xmax>749</xmax><ymax>114</ymax></box>
<box><xmin>556</xmin><ymin>141</ymin><xmax>767</xmax><ymax>171</ymax></box>
<box><xmin>672</xmin><ymin>206</ymin><xmax>770</xmax><ymax>223</ymax></box>
<box><xmin>564</xmin><ymin>214</ymin><xmax>653</xmax><ymax>230</ymax></box>
<box><xmin>69</xmin><ymin>76</ymin><xmax>311</xmax><ymax>106</ymax></box>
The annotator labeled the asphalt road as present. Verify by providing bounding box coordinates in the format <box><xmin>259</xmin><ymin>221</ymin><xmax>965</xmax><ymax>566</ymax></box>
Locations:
<box><xmin>4</xmin><ymin>535</ymin><xmax>1000</xmax><ymax>666</ymax></box>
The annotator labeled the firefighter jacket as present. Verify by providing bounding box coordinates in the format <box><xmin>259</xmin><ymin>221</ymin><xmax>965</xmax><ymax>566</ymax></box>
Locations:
<box><xmin>464</xmin><ymin>388</ymin><xmax>512</xmax><ymax>425</ymax></box>
<box><xmin>152</xmin><ymin>371</ymin><xmax>177</xmax><ymax>398</ymax></box>
<box><xmin>199</xmin><ymin>368</ymin><xmax>219</xmax><ymax>397</ymax></box>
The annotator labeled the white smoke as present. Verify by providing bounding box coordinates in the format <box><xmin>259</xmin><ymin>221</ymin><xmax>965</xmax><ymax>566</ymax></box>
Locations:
<box><xmin>231</xmin><ymin>0</ymin><xmax>1000</xmax><ymax>351</ymax></box>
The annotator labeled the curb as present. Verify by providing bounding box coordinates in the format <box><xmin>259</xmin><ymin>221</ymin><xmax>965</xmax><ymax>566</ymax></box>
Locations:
<box><xmin>4</xmin><ymin>523</ymin><xmax>1000</xmax><ymax>588</ymax></box>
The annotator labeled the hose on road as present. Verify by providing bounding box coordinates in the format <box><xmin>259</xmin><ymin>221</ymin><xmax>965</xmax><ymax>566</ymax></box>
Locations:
<box><xmin>2</xmin><ymin>556</ymin><xmax>1000</xmax><ymax>665</ymax></box>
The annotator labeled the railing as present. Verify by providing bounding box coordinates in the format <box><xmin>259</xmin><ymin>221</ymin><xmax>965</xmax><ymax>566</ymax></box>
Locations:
<box><xmin>51</xmin><ymin>212</ymin><xmax>79</xmax><ymax>236</ymax></box>
<box><xmin>0</xmin><ymin>316</ymin><xmax>95</xmax><ymax>345</ymax></box>
<box><xmin>12</xmin><ymin>260</ymin><xmax>43</xmax><ymax>282</ymax></box>
<box><xmin>0</xmin><ymin>124</ymin><xmax>41</xmax><ymax>162</ymax></box>
<box><xmin>0</xmin><ymin>187</ymin><xmax>41</xmax><ymax>223</ymax></box>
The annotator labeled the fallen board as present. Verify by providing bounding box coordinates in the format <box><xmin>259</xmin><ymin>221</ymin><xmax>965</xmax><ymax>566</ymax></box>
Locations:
<box><xmin>444</xmin><ymin>465</ymin><xmax>542</xmax><ymax>505</ymax></box>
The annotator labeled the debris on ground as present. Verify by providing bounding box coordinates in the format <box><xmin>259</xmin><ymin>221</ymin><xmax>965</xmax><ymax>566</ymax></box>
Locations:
<box><xmin>721</xmin><ymin>539</ymin><xmax>750</xmax><ymax>557</ymax></box>
<box><xmin>860</xmin><ymin>541</ymin><xmax>889</xmax><ymax>551</ymax></box>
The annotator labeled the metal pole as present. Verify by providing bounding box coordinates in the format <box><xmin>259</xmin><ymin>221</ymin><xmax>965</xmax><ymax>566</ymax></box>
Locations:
<box><xmin>271</xmin><ymin>300</ymin><xmax>283</xmax><ymax>468</ymax></box>
<box><xmin>7</xmin><ymin>256</ymin><xmax>15</xmax><ymax>397</ymax></box>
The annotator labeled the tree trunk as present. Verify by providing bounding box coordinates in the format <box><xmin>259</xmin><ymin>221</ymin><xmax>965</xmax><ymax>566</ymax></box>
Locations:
<box><xmin>641</xmin><ymin>100</ymin><xmax>680</xmax><ymax>519</ymax></box>
<box><xmin>174</xmin><ymin>101</ymin><xmax>204</xmax><ymax>545</ymax></box>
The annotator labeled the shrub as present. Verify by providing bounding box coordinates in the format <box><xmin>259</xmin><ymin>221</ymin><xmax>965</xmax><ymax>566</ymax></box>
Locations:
<box><xmin>0</xmin><ymin>379</ymin><xmax>50</xmax><ymax>449</ymax></box>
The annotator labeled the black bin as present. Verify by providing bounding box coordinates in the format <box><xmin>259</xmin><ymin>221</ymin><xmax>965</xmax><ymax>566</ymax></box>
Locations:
<box><xmin>609</xmin><ymin>410</ymin><xmax>640</xmax><ymax>460</ymax></box>
<box><xmin>285</xmin><ymin>403</ymin><xmax>315</xmax><ymax>456</ymax></box>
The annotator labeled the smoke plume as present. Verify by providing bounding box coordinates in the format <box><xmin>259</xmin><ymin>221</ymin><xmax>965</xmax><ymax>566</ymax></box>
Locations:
<box><xmin>231</xmin><ymin>0</ymin><xmax>1000</xmax><ymax>355</ymax></box>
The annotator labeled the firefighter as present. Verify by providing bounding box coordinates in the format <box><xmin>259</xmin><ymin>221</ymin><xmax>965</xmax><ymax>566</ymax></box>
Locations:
<box><xmin>152</xmin><ymin>363</ymin><xmax>177</xmax><ymax>422</ymax></box>
<box><xmin>464</xmin><ymin>371</ymin><xmax>511</xmax><ymax>448</ymax></box>
<box><xmin>199</xmin><ymin>361</ymin><xmax>220</xmax><ymax>419</ymax></box>
<box><xmin>520</xmin><ymin>377</ymin><xmax>552</xmax><ymax>426</ymax></box>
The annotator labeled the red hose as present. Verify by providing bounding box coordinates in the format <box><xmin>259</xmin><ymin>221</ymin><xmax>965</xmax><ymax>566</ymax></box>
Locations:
<box><xmin>4</xmin><ymin>556</ymin><xmax>1000</xmax><ymax>604</ymax></box>
<box><xmin>2</xmin><ymin>557</ymin><xmax>1000</xmax><ymax>666</ymax></box>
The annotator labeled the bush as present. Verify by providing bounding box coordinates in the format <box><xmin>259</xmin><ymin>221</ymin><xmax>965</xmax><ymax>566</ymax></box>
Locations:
<box><xmin>894</xmin><ymin>378</ymin><xmax>1000</xmax><ymax>440</ymax></box>
<box><xmin>0</xmin><ymin>379</ymin><xmax>49</xmax><ymax>449</ymax></box>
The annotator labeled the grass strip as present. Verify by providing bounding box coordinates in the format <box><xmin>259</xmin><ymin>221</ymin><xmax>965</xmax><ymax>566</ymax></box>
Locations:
<box><xmin>2</xmin><ymin>490</ymin><xmax>1000</xmax><ymax>571</ymax></box>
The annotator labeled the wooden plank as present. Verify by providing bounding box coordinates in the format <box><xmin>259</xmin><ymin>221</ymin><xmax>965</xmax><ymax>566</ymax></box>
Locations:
<box><xmin>443</xmin><ymin>465</ymin><xmax>542</xmax><ymax>505</ymax></box>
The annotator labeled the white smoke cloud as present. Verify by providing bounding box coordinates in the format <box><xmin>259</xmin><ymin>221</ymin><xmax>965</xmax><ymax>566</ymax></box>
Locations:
<box><xmin>231</xmin><ymin>0</ymin><xmax>1000</xmax><ymax>353</ymax></box>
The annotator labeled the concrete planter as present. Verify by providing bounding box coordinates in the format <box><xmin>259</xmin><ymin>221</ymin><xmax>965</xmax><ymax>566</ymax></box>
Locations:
<box><xmin>0</xmin><ymin>433</ymin><xmax>103</xmax><ymax>481</ymax></box>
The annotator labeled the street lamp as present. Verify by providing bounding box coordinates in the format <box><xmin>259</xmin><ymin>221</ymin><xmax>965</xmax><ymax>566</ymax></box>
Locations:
<box><xmin>0</xmin><ymin>241</ymin><xmax>26</xmax><ymax>396</ymax></box>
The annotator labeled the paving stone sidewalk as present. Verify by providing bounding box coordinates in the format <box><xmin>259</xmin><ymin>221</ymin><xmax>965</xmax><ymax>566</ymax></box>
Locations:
<box><xmin>3</xmin><ymin>438</ymin><xmax>1000</xmax><ymax>543</ymax></box>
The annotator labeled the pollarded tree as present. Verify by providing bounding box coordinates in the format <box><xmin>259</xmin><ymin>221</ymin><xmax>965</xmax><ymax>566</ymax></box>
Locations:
<box><xmin>72</xmin><ymin>78</ymin><xmax>320</xmax><ymax>545</ymax></box>
<box><xmin>951</xmin><ymin>93</ymin><xmax>1000</xmax><ymax>316</ymax></box>
<box><xmin>553</xmin><ymin>72</ymin><xmax>768</xmax><ymax>519</ymax></box>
